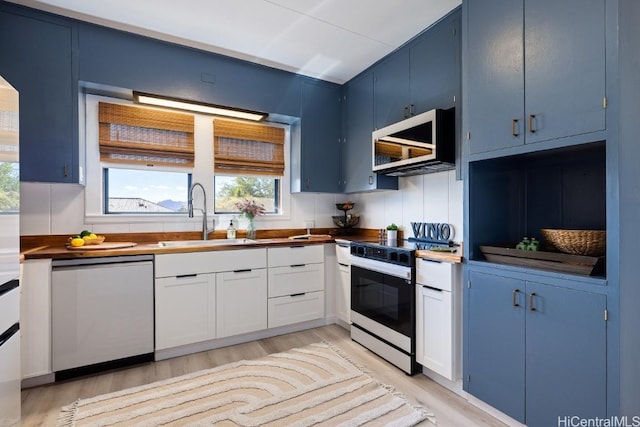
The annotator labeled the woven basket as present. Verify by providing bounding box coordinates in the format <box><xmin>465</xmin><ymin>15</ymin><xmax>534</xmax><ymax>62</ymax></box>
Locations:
<box><xmin>540</xmin><ymin>229</ymin><xmax>606</xmax><ymax>256</ymax></box>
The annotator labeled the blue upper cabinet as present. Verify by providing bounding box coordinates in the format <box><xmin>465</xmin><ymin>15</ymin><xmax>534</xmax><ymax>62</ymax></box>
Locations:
<box><xmin>374</xmin><ymin>49</ymin><xmax>410</xmax><ymax>129</ymax></box>
<box><xmin>0</xmin><ymin>6</ymin><xmax>79</xmax><ymax>183</ymax></box>
<box><xmin>374</xmin><ymin>7</ymin><xmax>461</xmax><ymax>130</ymax></box>
<box><xmin>410</xmin><ymin>8</ymin><xmax>460</xmax><ymax>115</ymax></box>
<box><xmin>343</xmin><ymin>71</ymin><xmax>397</xmax><ymax>193</ymax></box>
<box><xmin>466</xmin><ymin>0</ymin><xmax>606</xmax><ymax>157</ymax></box>
<box><xmin>292</xmin><ymin>79</ymin><xmax>341</xmax><ymax>193</ymax></box>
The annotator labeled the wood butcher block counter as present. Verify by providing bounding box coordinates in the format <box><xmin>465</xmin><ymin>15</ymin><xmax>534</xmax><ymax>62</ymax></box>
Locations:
<box><xmin>20</xmin><ymin>229</ymin><xmax>377</xmax><ymax>260</ymax></box>
<box><xmin>415</xmin><ymin>245</ymin><xmax>463</xmax><ymax>264</ymax></box>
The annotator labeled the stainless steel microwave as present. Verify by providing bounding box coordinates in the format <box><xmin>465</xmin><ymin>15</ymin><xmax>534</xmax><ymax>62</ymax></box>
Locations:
<box><xmin>372</xmin><ymin>108</ymin><xmax>455</xmax><ymax>176</ymax></box>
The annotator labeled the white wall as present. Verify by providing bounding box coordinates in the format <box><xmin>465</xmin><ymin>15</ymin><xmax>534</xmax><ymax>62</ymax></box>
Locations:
<box><xmin>19</xmin><ymin>170</ymin><xmax>462</xmax><ymax>238</ymax></box>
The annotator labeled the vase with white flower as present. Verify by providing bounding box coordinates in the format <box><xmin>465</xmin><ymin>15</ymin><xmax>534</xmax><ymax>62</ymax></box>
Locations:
<box><xmin>234</xmin><ymin>198</ymin><xmax>265</xmax><ymax>239</ymax></box>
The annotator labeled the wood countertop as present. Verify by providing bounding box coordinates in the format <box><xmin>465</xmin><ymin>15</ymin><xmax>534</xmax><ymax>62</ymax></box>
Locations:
<box><xmin>415</xmin><ymin>249</ymin><xmax>463</xmax><ymax>264</ymax></box>
<box><xmin>21</xmin><ymin>229</ymin><xmax>462</xmax><ymax>263</ymax></box>
<box><xmin>22</xmin><ymin>236</ymin><xmax>340</xmax><ymax>260</ymax></box>
<box><xmin>415</xmin><ymin>242</ymin><xmax>464</xmax><ymax>264</ymax></box>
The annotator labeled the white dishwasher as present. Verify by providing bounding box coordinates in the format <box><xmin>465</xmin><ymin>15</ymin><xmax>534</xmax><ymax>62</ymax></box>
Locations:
<box><xmin>51</xmin><ymin>255</ymin><xmax>154</xmax><ymax>379</ymax></box>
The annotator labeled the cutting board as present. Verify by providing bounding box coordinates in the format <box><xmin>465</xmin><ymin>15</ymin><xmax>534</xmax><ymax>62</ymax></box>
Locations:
<box><xmin>66</xmin><ymin>242</ymin><xmax>137</xmax><ymax>251</ymax></box>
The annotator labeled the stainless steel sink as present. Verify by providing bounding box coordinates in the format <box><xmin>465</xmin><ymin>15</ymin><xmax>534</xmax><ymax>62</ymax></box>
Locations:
<box><xmin>158</xmin><ymin>238</ymin><xmax>257</xmax><ymax>248</ymax></box>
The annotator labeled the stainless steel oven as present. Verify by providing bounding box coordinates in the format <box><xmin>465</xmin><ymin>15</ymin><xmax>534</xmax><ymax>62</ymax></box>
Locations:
<box><xmin>350</xmin><ymin>242</ymin><xmax>420</xmax><ymax>375</ymax></box>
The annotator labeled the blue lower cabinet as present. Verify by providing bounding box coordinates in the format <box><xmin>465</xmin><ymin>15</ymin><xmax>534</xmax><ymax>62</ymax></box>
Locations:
<box><xmin>525</xmin><ymin>282</ymin><xmax>607</xmax><ymax>427</ymax></box>
<box><xmin>467</xmin><ymin>271</ymin><xmax>526</xmax><ymax>422</ymax></box>
<box><xmin>465</xmin><ymin>270</ymin><xmax>607</xmax><ymax>426</ymax></box>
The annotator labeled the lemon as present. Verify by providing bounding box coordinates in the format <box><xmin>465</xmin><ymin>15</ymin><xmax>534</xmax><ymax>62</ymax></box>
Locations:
<box><xmin>89</xmin><ymin>233</ymin><xmax>97</xmax><ymax>239</ymax></box>
<box><xmin>70</xmin><ymin>237</ymin><xmax>85</xmax><ymax>247</ymax></box>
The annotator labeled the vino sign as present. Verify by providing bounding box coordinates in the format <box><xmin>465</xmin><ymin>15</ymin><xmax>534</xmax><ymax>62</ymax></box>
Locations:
<box><xmin>410</xmin><ymin>222</ymin><xmax>454</xmax><ymax>242</ymax></box>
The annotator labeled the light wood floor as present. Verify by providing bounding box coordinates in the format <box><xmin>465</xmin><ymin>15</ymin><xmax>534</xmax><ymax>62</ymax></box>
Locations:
<box><xmin>21</xmin><ymin>324</ymin><xmax>507</xmax><ymax>426</ymax></box>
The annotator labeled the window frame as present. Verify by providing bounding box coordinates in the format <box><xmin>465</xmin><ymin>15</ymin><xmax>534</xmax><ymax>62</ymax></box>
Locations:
<box><xmin>82</xmin><ymin>93</ymin><xmax>292</xmax><ymax>225</ymax></box>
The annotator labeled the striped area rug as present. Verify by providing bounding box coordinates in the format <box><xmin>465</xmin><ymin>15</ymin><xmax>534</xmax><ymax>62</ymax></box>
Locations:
<box><xmin>57</xmin><ymin>342</ymin><xmax>434</xmax><ymax>426</ymax></box>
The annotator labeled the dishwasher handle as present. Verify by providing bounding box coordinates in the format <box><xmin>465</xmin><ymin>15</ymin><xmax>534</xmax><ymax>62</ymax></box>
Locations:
<box><xmin>52</xmin><ymin>254</ymin><xmax>153</xmax><ymax>268</ymax></box>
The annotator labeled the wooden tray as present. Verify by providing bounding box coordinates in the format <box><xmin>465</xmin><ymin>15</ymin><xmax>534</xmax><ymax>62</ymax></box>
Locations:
<box><xmin>479</xmin><ymin>245</ymin><xmax>605</xmax><ymax>276</ymax></box>
<box><xmin>66</xmin><ymin>242</ymin><xmax>137</xmax><ymax>251</ymax></box>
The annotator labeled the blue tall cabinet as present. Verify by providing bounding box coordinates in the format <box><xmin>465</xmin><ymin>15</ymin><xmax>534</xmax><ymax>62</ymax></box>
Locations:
<box><xmin>466</xmin><ymin>0</ymin><xmax>606</xmax><ymax>157</ymax></box>
<box><xmin>463</xmin><ymin>0</ymin><xmax>640</xmax><ymax>423</ymax></box>
<box><xmin>0</xmin><ymin>5</ymin><xmax>79</xmax><ymax>183</ymax></box>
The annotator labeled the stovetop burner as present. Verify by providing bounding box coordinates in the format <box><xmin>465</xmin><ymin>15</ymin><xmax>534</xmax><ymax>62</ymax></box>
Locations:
<box><xmin>350</xmin><ymin>239</ymin><xmax>457</xmax><ymax>267</ymax></box>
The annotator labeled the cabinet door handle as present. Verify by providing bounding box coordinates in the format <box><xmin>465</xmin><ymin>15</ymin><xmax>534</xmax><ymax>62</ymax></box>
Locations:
<box><xmin>404</xmin><ymin>106</ymin><xmax>409</xmax><ymax>118</ymax></box>
<box><xmin>409</xmin><ymin>104</ymin><xmax>415</xmax><ymax>116</ymax></box>
<box><xmin>290</xmin><ymin>264</ymin><xmax>306</xmax><ymax>268</ymax></box>
<box><xmin>421</xmin><ymin>258</ymin><xmax>442</xmax><ymax>264</ymax></box>
<box><xmin>290</xmin><ymin>292</ymin><xmax>306</xmax><ymax>297</ymax></box>
<box><xmin>512</xmin><ymin>289</ymin><xmax>520</xmax><ymax>307</ymax></box>
<box><xmin>422</xmin><ymin>285</ymin><xmax>443</xmax><ymax>292</ymax></box>
<box><xmin>528</xmin><ymin>114</ymin><xmax>536</xmax><ymax>133</ymax></box>
<box><xmin>511</xmin><ymin>119</ymin><xmax>519</xmax><ymax>137</ymax></box>
<box><xmin>338</xmin><ymin>263</ymin><xmax>349</xmax><ymax>267</ymax></box>
<box><xmin>233</xmin><ymin>269</ymin><xmax>252</xmax><ymax>273</ymax></box>
<box><xmin>176</xmin><ymin>274</ymin><xmax>197</xmax><ymax>279</ymax></box>
<box><xmin>529</xmin><ymin>292</ymin><xmax>537</xmax><ymax>311</ymax></box>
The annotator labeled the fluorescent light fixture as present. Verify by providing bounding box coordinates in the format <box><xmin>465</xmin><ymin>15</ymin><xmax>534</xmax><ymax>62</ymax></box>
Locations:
<box><xmin>133</xmin><ymin>91</ymin><xmax>268</xmax><ymax>121</ymax></box>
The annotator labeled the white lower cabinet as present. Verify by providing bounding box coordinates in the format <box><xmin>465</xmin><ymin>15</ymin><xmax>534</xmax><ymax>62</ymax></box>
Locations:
<box><xmin>267</xmin><ymin>246</ymin><xmax>325</xmax><ymax>328</ymax></box>
<box><xmin>216</xmin><ymin>269</ymin><xmax>267</xmax><ymax>338</ymax></box>
<box><xmin>336</xmin><ymin>263</ymin><xmax>351</xmax><ymax>324</ymax></box>
<box><xmin>268</xmin><ymin>291</ymin><xmax>325</xmax><ymax>328</ymax></box>
<box><xmin>415</xmin><ymin>259</ymin><xmax>460</xmax><ymax>381</ymax></box>
<box><xmin>154</xmin><ymin>249</ymin><xmax>268</xmax><ymax>351</ymax></box>
<box><xmin>417</xmin><ymin>284</ymin><xmax>454</xmax><ymax>379</ymax></box>
<box><xmin>21</xmin><ymin>259</ymin><xmax>52</xmax><ymax>379</ymax></box>
<box><xmin>155</xmin><ymin>273</ymin><xmax>215</xmax><ymax>350</ymax></box>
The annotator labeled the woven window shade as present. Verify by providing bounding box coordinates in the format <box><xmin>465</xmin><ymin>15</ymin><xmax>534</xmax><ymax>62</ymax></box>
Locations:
<box><xmin>0</xmin><ymin>85</ymin><xmax>19</xmax><ymax>162</ymax></box>
<box><xmin>99</xmin><ymin>102</ymin><xmax>194</xmax><ymax>167</ymax></box>
<box><xmin>213</xmin><ymin>118</ymin><xmax>284</xmax><ymax>176</ymax></box>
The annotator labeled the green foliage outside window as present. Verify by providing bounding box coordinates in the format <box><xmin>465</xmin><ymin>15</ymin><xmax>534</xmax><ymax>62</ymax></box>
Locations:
<box><xmin>215</xmin><ymin>176</ymin><xmax>278</xmax><ymax>213</ymax></box>
<box><xmin>0</xmin><ymin>162</ymin><xmax>19</xmax><ymax>212</ymax></box>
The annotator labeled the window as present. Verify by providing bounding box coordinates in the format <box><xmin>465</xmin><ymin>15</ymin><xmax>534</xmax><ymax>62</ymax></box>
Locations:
<box><xmin>83</xmin><ymin>94</ymin><xmax>292</xmax><ymax>221</ymax></box>
<box><xmin>213</xmin><ymin>118</ymin><xmax>284</xmax><ymax>214</ymax></box>
<box><xmin>98</xmin><ymin>102</ymin><xmax>194</xmax><ymax>214</ymax></box>
<box><xmin>104</xmin><ymin>168</ymin><xmax>192</xmax><ymax>214</ymax></box>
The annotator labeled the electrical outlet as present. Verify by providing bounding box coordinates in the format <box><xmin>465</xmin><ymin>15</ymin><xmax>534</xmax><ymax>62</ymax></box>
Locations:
<box><xmin>304</xmin><ymin>220</ymin><xmax>315</xmax><ymax>230</ymax></box>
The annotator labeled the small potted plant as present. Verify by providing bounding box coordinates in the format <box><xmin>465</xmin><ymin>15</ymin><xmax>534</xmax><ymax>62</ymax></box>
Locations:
<box><xmin>386</xmin><ymin>223</ymin><xmax>399</xmax><ymax>243</ymax></box>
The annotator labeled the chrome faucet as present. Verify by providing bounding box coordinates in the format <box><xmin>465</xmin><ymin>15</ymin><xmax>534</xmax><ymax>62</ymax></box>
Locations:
<box><xmin>188</xmin><ymin>182</ymin><xmax>214</xmax><ymax>240</ymax></box>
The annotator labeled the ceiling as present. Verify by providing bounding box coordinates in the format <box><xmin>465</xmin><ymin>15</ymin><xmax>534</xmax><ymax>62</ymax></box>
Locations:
<box><xmin>9</xmin><ymin>0</ymin><xmax>461</xmax><ymax>84</ymax></box>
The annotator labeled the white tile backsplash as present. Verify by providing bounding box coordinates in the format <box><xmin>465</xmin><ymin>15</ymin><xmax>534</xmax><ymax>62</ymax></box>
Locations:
<box><xmin>20</xmin><ymin>182</ymin><xmax>51</xmax><ymax>235</ymax></box>
<box><xmin>20</xmin><ymin>173</ymin><xmax>464</xmax><ymax>240</ymax></box>
<box><xmin>50</xmin><ymin>184</ymin><xmax>84</xmax><ymax>234</ymax></box>
<box><xmin>355</xmin><ymin>170</ymin><xmax>464</xmax><ymax>241</ymax></box>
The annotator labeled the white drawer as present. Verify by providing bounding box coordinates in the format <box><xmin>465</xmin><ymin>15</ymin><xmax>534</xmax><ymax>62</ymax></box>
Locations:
<box><xmin>335</xmin><ymin>243</ymin><xmax>351</xmax><ymax>265</ymax></box>
<box><xmin>268</xmin><ymin>263</ymin><xmax>324</xmax><ymax>298</ymax></box>
<box><xmin>416</xmin><ymin>258</ymin><xmax>453</xmax><ymax>292</ymax></box>
<box><xmin>267</xmin><ymin>245</ymin><xmax>323</xmax><ymax>267</ymax></box>
<box><xmin>268</xmin><ymin>291</ymin><xmax>324</xmax><ymax>328</ymax></box>
<box><xmin>155</xmin><ymin>248</ymin><xmax>267</xmax><ymax>277</ymax></box>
